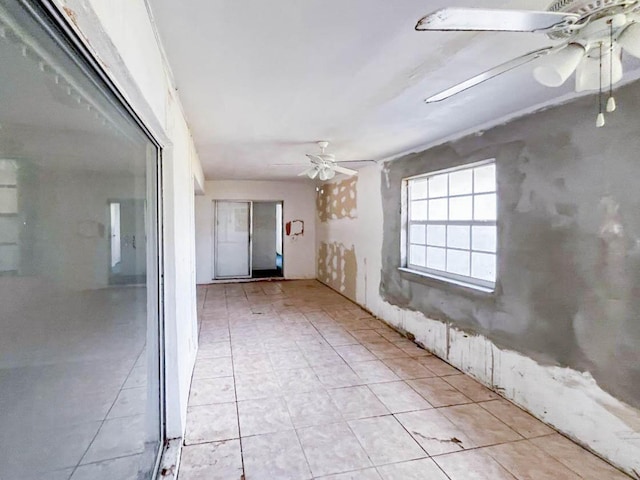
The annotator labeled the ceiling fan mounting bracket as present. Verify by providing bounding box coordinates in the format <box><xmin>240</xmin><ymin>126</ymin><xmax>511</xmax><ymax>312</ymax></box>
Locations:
<box><xmin>548</xmin><ymin>0</ymin><xmax>634</xmax><ymax>15</ymax></box>
<box><xmin>546</xmin><ymin>0</ymin><xmax>637</xmax><ymax>38</ymax></box>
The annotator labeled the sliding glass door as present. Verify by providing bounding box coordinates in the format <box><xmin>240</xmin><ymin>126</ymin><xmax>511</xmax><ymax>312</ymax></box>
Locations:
<box><xmin>0</xmin><ymin>2</ymin><xmax>163</xmax><ymax>479</ymax></box>
<box><xmin>214</xmin><ymin>201</ymin><xmax>252</xmax><ymax>279</ymax></box>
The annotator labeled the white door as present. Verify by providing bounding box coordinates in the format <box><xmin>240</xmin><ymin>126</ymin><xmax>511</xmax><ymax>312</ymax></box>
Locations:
<box><xmin>109</xmin><ymin>199</ymin><xmax>147</xmax><ymax>284</ymax></box>
<box><xmin>214</xmin><ymin>201</ymin><xmax>252</xmax><ymax>278</ymax></box>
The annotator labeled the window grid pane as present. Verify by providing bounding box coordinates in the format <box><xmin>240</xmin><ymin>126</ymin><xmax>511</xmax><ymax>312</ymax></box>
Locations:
<box><xmin>411</xmin><ymin>179</ymin><xmax>429</xmax><ymax>200</ymax></box>
<box><xmin>406</xmin><ymin>161</ymin><xmax>497</xmax><ymax>287</ymax></box>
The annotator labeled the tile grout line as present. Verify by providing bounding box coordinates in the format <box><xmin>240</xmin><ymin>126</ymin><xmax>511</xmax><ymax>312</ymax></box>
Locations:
<box><xmin>274</xmin><ymin>307</ymin><xmax>317</xmax><ymax>480</ymax></box>
<box><xmin>309</xmin><ymin>305</ymin><xmax>395</xmax><ymax>477</ymax></box>
<box><xmin>230</xmin><ymin>288</ymin><xmax>247</xmax><ymax>479</ymax></box>
<box><xmin>68</xmin><ymin>346</ymin><xmax>146</xmax><ymax>479</ymax></box>
<box><xmin>315</xmin><ymin>300</ymin><xmax>513</xmax><ymax>480</ymax></box>
<box><xmin>322</xmin><ymin>303</ymin><xmax>436</xmax><ymax>477</ymax></box>
<box><xmin>193</xmin><ymin>281</ymin><xmax>618</xmax><ymax>480</ymax></box>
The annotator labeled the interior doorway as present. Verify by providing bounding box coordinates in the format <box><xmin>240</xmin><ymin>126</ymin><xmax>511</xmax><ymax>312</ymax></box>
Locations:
<box><xmin>251</xmin><ymin>201</ymin><xmax>283</xmax><ymax>278</ymax></box>
<box><xmin>213</xmin><ymin>200</ymin><xmax>283</xmax><ymax>280</ymax></box>
<box><xmin>109</xmin><ymin>199</ymin><xmax>147</xmax><ymax>285</ymax></box>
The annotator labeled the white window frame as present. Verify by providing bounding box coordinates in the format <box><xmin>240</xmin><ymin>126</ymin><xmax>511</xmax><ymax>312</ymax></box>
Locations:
<box><xmin>402</xmin><ymin>159</ymin><xmax>497</xmax><ymax>292</ymax></box>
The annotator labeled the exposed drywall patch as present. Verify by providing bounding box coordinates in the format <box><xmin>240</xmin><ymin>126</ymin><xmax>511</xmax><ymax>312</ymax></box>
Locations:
<box><xmin>316</xmin><ymin>177</ymin><xmax>357</xmax><ymax>222</ymax></box>
<box><xmin>317</xmin><ymin>241</ymin><xmax>357</xmax><ymax>300</ymax></box>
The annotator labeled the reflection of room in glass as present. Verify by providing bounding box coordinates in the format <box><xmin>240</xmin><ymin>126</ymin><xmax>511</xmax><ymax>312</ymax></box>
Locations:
<box><xmin>110</xmin><ymin>202</ymin><xmax>121</xmax><ymax>269</ymax></box>
<box><xmin>0</xmin><ymin>4</ymin><xmax>162</xmax><ymax>478</ymax></box>
<box><xmin>0</xmin><ymin>160</ymin><xmax>19</xmax><ymax>275</ymax></box>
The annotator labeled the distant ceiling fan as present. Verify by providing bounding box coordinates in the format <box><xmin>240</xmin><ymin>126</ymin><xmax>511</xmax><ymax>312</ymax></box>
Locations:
<box><xmin>272</xmin><ymin>141</ymin><xmax>371</xmax><ymax>180</ymax></box>
<box><xmin>416</xmin><ymin>0</ymin><xmax>640</xmax><ymax>126</ymax></box>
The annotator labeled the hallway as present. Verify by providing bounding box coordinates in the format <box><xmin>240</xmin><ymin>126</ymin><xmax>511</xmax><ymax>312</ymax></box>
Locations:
<box><xmin>179</xmin><ymin>281</ymin><xmax>629</xmax><ymax>480</ymax></box>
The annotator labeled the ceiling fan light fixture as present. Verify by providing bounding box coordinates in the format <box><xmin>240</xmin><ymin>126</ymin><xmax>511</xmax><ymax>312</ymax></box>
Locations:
<box><xmin>575</xmin><ymin>46</ymin><xmax>622</xmax><ymax>92</ymax></box>
<box><xmin>618</xmin><ymin>22</ymin><xmax>640</xmax><ymax>58</ymax></box>
<box><xmin>318</xmin><ymin>167</ymin><xmax>336</xmax><ymax>181</ymax></box>
<box><xmin>306</xmin><ymin>167</ymin><xmax>319</xmax><ymax>179</ymax></box>
<box><xmin>533</xmin><ymin>43</ymin><xmax>585</xmax><ymax>87</ymax></box>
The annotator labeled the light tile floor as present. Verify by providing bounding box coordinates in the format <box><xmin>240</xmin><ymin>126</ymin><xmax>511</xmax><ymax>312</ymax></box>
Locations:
<box><xmin>181</xmin><ymin>280</ymin><xmax>630</xmax><ymax>480</ymax></box>
<box><xmin>0</xmin><ymin>286</ymin><xmax>159</xmax><ymax>479</ymax></box>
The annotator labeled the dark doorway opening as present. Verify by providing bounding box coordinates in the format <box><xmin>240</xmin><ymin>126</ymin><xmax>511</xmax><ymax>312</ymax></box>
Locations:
<box><xmin>251</xmin><ymin>201</ymin><xmax>283</xmax><ymax>278</ymax></box>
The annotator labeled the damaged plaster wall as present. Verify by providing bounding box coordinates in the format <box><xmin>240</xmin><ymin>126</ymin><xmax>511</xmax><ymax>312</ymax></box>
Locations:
<box><xmin>379</xmin><ymin>304</ymin><xmax>640</xmax><ymax>477</ymax></box>
<box><xmin>316</xmin><ymin>82</ymin><xmax>640</xmax><ymax>475</ymax></box>
<box><xmin>317</xmin><ymin>241</ymin><xmax>357</xmax><ymax>300</ymax></box>
<box><xmin>376</xmin><ymin>80</ymin><xmax>640</xmax><ymax>475</ymax></box>
<box><xmin>316</xmin><ymin>176</ymin><xmax>357</xmax><ymax>222</ymax></box>
<box><xmin>380</xmin><ymin>81</ymin><xmax>640</xmax><ymax>410</ymax></box>
<box><xmin>315</xmin><ymin>178</ymin><xmax>359</xmax><ymax>302</ymax></box>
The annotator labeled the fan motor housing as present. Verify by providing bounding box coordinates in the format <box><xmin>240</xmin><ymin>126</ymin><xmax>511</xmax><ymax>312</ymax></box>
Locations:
<box><xmin>547</xmin><ymin>0</ymin><xmax>638</xmax><ymax>38</ymax></box>
<box><xmin>549</xmin><ymin>0</ymin><xmax>632</xmax><ymax>15</ymax></box>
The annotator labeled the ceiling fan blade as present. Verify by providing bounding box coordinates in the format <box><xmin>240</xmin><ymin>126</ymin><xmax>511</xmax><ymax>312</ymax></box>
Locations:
<box><xmin>416</xmin><ymin>8</ymin><xmax>580</xmax><ymax>33</ymax></box>
<box><xmin>305</xmin><ymin>154</ymin><xmax>323</xmax><ymax>164</ymax></box>
<box><xmin>336</xmin><ymin>159</ymin><xmax>377</xmax><ymax>164</ymax></box>
<box><xmin>297</xmin><ymin>167</ymin><xmax>317</xmax><ymax>177</ymax></box>
<box><xmin>332</xmin><ymin>165</ymin><xmax>358</xmax><ymax>176</ymax></box>
<box><xmin>271</xmin><ymin>163</ymin><xmax>306</xmax><ymax>166</ymax></box>
<box><xmin>425</xmin><ymin>46</ymin><xmax>558</xmax><ymax>103</ymax></box>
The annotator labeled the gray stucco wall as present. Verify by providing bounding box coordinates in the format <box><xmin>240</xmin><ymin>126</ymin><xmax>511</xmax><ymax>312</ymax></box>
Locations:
<box><xmin>381</xmin><ymin>80</ymin><xmax>640</xmax><ymax>408</ymax></box>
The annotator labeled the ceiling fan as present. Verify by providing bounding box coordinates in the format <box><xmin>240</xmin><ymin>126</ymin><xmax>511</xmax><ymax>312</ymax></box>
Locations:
<box><xmin>416</xmin><ymin>0</ymin><xmax>640</xmax><ymax>126</ymax></box>
<box><xmin>272</xmin><ymin>141</ymin><xmax>371</xmax><ymax>180</ymax></box>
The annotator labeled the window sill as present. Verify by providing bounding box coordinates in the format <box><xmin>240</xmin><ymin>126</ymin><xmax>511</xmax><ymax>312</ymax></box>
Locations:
<box><xmin>398</xmin><ymin>267</ymin><xmax>495</xmax><ymax>295</ymax></box>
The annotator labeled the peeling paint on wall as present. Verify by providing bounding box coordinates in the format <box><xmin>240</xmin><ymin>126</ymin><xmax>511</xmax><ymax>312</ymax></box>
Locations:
<box><xmin>316</xmin><ymin>177</ymin><xmax>357</xmax><ymax>222</ymax></box>
<box><xmin>376</xmin><ymin>300</ymin><xmax>640</xmax><ymax>477</ymax></box>
<box><xmin>317</xmin><ymin>241</ymin><xmax>357</xmax><ymax>301</ymax></box>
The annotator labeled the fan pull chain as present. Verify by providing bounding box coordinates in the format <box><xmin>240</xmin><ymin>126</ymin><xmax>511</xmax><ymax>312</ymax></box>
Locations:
<box><xmin>606</xmin><ymin>21</ymin><xmax>616</xmax><ymax>113</ymax></box>
<box><xmin>596</xmin><ymin>41</ymin><xmax>605</xmax><ymax>127</ymax></box>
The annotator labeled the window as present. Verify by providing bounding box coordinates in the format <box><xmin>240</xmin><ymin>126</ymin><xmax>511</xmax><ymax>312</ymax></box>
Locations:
<box><xmin>405</xmin><ymin>160</ymin><xmax>497</xmax><ymax>290</ymax></box>
<box><xmin>0</xmin><ymin>2</ymin><xmax>163</xmax><ymax>478</ymax></box>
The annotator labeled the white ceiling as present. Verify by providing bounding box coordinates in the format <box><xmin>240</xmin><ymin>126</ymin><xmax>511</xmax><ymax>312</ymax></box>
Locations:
<box><xmin>149</xmin><ymin>0</ymin><xmax>639</xmax><ymax>180</ymax></box>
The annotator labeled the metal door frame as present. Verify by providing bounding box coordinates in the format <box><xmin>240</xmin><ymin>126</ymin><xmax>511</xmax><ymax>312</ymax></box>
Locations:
<box><xmin>11</xmin><ymin>2</ymin><xmax>167</xmax><ymax>476</ymax></box>
<box><xmin>213</xmin><ymin>200</ymin><xmax>253</xmax><ymax>280</ymax></box>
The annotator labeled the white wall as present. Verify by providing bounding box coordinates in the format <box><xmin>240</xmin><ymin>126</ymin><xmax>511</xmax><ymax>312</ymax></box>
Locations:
<box><xmin>54</xmin><ymin>0</ymin><xmax>202</xmax><ymax>443</ymax></box>
<box><xmin>252</xmin><ymin>202</ymin><xmax>277</xmax><ymax>271</ymax></box>
<box><xmin>316</xmin><ymin>162</ymin><xmax>640</xmax><ymax>476</ymax></box>
<box><xmin>196</xmin><ymin>180</ymin><xmax>316</xmax><ymax>283</ymax></box>
<box><xmin>36</xmin><ymin>169</ymin><xmax>146</xmax><ymax>291</ymax></box>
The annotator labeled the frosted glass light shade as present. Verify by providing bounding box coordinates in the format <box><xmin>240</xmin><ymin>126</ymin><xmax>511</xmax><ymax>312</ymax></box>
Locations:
<box><xmin>575</xmin><ymin>46</ymin><xmax>623</xmax><ymax>92</ymax></box>
<box><xmin>618</xmin><ymin>23</ymin><xmax>640</xmax><ymax>59</ymax></box>
<box><xmin>318</xmin><ymin>167</ymin><xmax>335</xmax><ymax>181</ymax></box>
<box><xmin>533</xmin><ymin>44</ymin><xmax>585</xmax><ymax>87</ymax></box>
